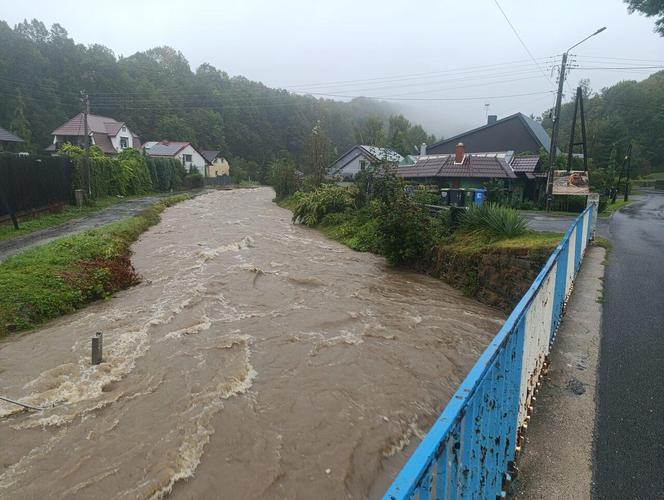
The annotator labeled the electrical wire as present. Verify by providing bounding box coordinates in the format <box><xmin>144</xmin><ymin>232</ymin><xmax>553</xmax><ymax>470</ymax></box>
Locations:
<box><xmin>493</xmin><ymin>0</ymin><xmax>554</xmax><ymax>87</ymax></box>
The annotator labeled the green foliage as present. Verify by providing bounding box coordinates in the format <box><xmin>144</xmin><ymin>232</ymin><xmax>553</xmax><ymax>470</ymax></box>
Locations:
<box><xmin>412</xmin><ymin>189</ymin><xmax>441</xmax><ymax>206</ymax></box>
<box><xmin>459</xmin><ymin>203</ymin><xmax>528</xmax><ymax>240</ymax></box>
<box><xmin>183</xmin><ymin>172</ymin><xmax>204</xmax><ymax>189</ymax></box>
<box><xmin>59</xmin><ymin>145</ymin><xmax>184</xmax><ymax>197</ymax></box>
<box><xmin>291</xmin><ymin>184</ymin><xmax>358</xmax><ymax>226</ymax></box>
<box><xmin>624</xmin><ymin>0</ymin><xmax>664</xmax><ymax>35</ymax></box>
<box><xmin>0</xmin><ymin>20</ymin><xmax>433</xmax><ymax>168</ymax></box>
<box><xmin>320</xmin><ymin>209</ymin><xmax>380</xmax><ymax>253</ymax></box>
<box><xmin>269</xmin><ymin>158</ymin><xmax>301</xmax><ymax>200</ymax></box>
<box><xmin>541</xmin><ymin>71</ymin><xmax>664</xmax><ymax>176</ymax></box>
<box><xmin>0</xmin><ymin>194</ymin><xmax>188</xmax><ymax>336</ymax></box>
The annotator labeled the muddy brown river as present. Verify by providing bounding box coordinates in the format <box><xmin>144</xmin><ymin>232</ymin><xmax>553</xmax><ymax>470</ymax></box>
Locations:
<box><xmin>0</xmin><ymin>188</ymin><xmax>503</xmax><ymax>499</ymax></box>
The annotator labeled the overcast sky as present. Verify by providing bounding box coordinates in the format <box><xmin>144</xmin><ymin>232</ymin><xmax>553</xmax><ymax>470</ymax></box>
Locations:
<box><xmin>1</xmin><ymin>0</ymin><xmax>662</xmax><ymax>137</ymax></box>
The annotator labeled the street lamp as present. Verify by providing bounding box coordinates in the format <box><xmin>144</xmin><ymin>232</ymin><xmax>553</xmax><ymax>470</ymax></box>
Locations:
<box><xmin>545</xmin><ymin>27</ymin><xmax>607</xmax><ymax>211</ymax></box>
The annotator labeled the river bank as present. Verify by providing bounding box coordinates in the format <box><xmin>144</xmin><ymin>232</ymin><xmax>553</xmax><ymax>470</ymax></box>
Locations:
<box><xmin>0</xmin><ymin>194</ymin><xmax>188</xmax><ymax>337</ymax></box>
<box><xmin>281</xmin><ymin>195</ymin><xmax>562</xmax><ymax>313</ymax></box>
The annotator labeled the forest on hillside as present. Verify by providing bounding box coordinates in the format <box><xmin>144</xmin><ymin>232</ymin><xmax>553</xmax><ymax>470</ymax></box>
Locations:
<box><xmin>542</xmin><ymin>72</ymin><xmax>664</xmax><ymax>175</ymax></box>
<box><xmin>0</xmin><ymin>19</ymin><xmax>435</xmax><ymax>178</ymax></box>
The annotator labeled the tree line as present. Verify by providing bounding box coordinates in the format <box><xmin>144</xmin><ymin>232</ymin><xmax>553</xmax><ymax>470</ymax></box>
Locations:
<box><xmin>0</xmin><ymin>19</ymin><xmax>435</xmax><ymax>181</ymax></box>
<box><xmin>541</xmin><ymin>72</ymin><xmax>664</xmax><ymax>176</ymax></box>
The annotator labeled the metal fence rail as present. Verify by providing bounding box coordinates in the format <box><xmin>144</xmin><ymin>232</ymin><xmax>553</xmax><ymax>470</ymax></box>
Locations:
<box><xmin>384</xmin><ymin>204</ymin><xmax>595</xmax><ymax>500</ymax></box>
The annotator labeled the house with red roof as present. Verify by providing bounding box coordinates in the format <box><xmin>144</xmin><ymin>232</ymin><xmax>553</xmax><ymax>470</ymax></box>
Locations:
<box><xmin>398</xmin><ymin>143</ymin><xmax>545</xmax><ymax>201</ymax></box>
<box><xmin>47</xmin><ymin>113</ymin><xmax>140</xmax><ymax>154</ymax></box>
<box><xmin>144</xmin><ymin>141</ymin><xmax>207</xmax><ymax>174</ymax></box>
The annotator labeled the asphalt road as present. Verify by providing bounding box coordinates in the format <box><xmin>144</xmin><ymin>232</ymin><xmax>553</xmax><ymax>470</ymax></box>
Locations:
<box><xmin>521</xmin><ymin>210</ymin><xmax>610</xmax><ymax>238</ymax></box>
<box><xmin>593</xmin><ymin>192</ymin><xmax>664</xmax><ymax>499</ymax></box>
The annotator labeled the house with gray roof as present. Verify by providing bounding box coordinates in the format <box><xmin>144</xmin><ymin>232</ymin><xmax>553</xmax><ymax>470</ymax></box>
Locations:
<box><xmin>0</xmin><ymin>126</ymin><xmax>25</xmax><ymax>150</ymax></box>
<box><xmin>426</xmin><ymin>113</ymin><xmax>553</xmax><ymax>156</ymax></box>
<box><xmin>47</xmin><ymin>113</ymin><xmax>140</xmax><ymax>154</ymax></box>
<box><xmin>145</xmin><ymin>141</ymin><xmax>207</xmax><ymax>174</ymax></box>
<box><xmin>328</xmin><ymin>145</ymin><xmax>406</xmax><ymax>180</ymax></box>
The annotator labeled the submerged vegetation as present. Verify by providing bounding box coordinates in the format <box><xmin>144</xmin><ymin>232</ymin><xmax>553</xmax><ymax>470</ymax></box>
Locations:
<box><xmin>0</xmin><ymin>194</ymin><xmax>189</xmax><ymax>336</ymax></box>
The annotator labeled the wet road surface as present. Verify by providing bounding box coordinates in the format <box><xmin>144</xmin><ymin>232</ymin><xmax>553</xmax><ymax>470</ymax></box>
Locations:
<box><xmin>593</xmin><ymin>192</ymin><xmax>664</xmax><ymax>499</ymax></box>
<box><xmin>0</xmin><ymin>188</ymin><xmax>503</xmax><ymax>499</ymax></box>
<box><xmin>0</xmin><ymin>195</ymin><xmax>164</xmax><ymax>262</ymax></box>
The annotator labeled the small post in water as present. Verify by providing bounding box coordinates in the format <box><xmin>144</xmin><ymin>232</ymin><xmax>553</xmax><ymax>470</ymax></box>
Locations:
<box><xmin>91</xmin><ymin>331</ymin><xmax>103</xmax><ymax>365</ymax></box>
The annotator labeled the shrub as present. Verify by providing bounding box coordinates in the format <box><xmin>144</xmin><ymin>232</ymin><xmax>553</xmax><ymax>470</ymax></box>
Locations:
<box><xmin>412</xmin><ymin>189</ymin><xmax>441</xmax><ymax>206</ymax></box>
<box><xmin>270</xmin><ymin>158</ymin><xmax>301</xmax><ymax>200</ymax></box>
<box><xmin>183</xmin><ymin>172</ymin><xmax>204</xmax><ymax>189</ymax></box>
<box><xmin>291</xmin><ymin>184</ymin><xmax>358</xmax><ymax>226</ymax></box>
<box><xmin>459</xmin><ymin>203</ymin><xmax>528</xmax><ymax>240</ymax></box>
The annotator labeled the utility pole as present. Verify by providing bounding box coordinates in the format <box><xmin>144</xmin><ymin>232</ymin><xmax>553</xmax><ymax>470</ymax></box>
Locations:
<box><xmin>545</xmin><ymin>53</ymin><xmax>568</xmax><ymax>211</ymax></box>
<box><xmin>81</xmin><ymin>91</ymin><xmax>91</xmax><ymax>198</ymax></box>
<box><xmin>566</xmin><ymin>86</ymin><xmax>589</xmax><ymax>173</ymax></box>
<box><xmin>623</xmin><ymin>143</ymin><xmax>632</xmax><ymax>202</ymax></box>
<box><xmin>545</xmin><ymin>27</ymin><xmax>606</xmax><ymax>212</ymax></box>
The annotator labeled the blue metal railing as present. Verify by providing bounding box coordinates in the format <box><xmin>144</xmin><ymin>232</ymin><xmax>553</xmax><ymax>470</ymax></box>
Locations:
<box><xmin>384</xmin><ymin>204</ymin><xmax>595</xmax><ymax>500</ymax></box>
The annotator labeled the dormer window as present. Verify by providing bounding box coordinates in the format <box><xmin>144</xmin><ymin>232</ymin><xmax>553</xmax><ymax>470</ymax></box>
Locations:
<box><xmin>120</xmin><ymin>137</ymin><xmax>129</xmax><ymax>148</ymax></box>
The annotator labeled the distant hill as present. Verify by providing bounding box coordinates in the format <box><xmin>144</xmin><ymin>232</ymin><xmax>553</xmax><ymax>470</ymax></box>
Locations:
<box><xmin>0</xmin><ymin>19</ymin><xmax>433</xmax><ymax>168</ymax></box>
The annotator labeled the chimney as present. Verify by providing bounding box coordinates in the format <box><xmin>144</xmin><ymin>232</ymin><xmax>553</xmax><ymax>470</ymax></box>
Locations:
<box><xmin>455</xmin><ymin>143</ymin><xmax>465</xmax><ymax>163</ymax></box>
<box><xmin>487</xmin><ymin>115</ymin><xmax>497</xmax><ymax>125</ymax></box>
<box><xmin>420</xmin><ymin>142</ymin><xmax>427</xmax><ymax>156</ymax></box>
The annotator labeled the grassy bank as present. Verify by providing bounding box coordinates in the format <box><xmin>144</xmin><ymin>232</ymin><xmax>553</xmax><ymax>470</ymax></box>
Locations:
<box><xmin>0</xmin><ymin>194</ymin><xmax>189</xmax><ymax>337</ymax></box>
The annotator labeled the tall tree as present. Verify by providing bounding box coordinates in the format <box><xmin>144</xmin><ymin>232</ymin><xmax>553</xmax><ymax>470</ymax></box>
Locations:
<box><xmin>10</xmin><ymin>91</ymin><xmax>31</xmax><ymax>144</ymax></box>
<box><xmin>354</xmin><ymin>116</ymin><xmax>386</xmax><ymax>146</ymax></box>
<box><xmin>624</xmin><ymin>0</ymin><xmax>664</xmax><ymax>35</ymax></box>
<box><xmin>306</xmin><ymin>121</ymin><xmax>333</xmax><ymax>187</ymax></box>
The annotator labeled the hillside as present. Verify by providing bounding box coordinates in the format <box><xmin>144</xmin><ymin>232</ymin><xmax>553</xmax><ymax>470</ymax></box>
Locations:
<box><xmin>541</xmin><ymin>71</ymin><xmax>664</xmax><ymax>175</ymax></box>
<box><xmin>0</xmin><ymin>19</ymin><xmax>434</xmax><ymax>171</ymax></box>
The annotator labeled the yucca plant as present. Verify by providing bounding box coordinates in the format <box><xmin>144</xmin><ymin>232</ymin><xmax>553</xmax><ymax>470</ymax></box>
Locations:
<box><xmin>459</xmin><ymin>203</ymin><xmax>528</xmax><ymax>240</ymax></box>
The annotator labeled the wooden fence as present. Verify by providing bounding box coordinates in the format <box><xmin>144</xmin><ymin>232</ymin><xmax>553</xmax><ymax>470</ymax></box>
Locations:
<box><xmin>0</xmin><ymin>155</ymin><xmax>73</xmax><ymax>221</ymax></box>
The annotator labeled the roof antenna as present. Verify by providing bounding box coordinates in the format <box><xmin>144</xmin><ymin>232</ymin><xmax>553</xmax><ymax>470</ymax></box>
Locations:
<box><xmin>484</xmin><ymin>103</ymin><xmax>490</xmax><ymax>119</ymax></box>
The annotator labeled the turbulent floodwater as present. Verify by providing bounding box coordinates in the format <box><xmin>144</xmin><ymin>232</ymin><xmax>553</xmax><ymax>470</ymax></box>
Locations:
<box><xmin>0</xmin><ymin>188</ymin><xmax>503</xmax><ymax>499</ymax></box>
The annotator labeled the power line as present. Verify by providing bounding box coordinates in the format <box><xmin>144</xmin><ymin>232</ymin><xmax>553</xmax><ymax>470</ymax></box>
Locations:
<box><xmin>493</xmin><ymin>0</ymin><xmax>554</xmax><ymax>87</ymax></box>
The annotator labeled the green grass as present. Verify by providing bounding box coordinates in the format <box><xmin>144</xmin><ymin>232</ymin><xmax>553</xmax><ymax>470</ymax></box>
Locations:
<box><xmin>0</xmin><ymin>194</ymin><xmax>189</xmax><ymax>337</ymax></box>
<box><xmin>442</xmin><ymin>231</ymin><xmax>562</xmax><ymax>253</ymax></box>
<box><xmin>600</xmin><ymin>198</ymin><xmax>631</xmax><ymax>217</ymax></box>
<box><xmin>643</xmin><ymin>171</ymin><xmax>664</xmax><ymax>180</ymax></box>
<box><xmin>0</xmin><ymin>195</ymin><xmax>144</xmax><ymax>243</ymax></box>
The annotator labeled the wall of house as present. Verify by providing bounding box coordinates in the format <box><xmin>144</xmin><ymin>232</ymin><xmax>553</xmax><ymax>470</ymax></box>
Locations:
<box><xmin>178</xmin><ymin>145</ymin><xmax>207</xmax><ymax>173</ymax></box>
<box><xmin>206</xmin><ymin>158</ymin><xmax>230</xmax><ymax>177</ymax></box>
<box><xmin>109</xmin><ymin>124</ymin><xmax>134</xmax><ymax>153</ymax></box>
<box><xmin>331</xmin><ymin>152</ymin><xmax>372</xmax><ymax>180</ymax></box>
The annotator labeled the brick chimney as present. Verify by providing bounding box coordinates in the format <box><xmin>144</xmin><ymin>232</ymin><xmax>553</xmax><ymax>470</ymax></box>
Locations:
<box><xmin>455</xmin><ymin>142</ymin><xmax>465</xmax><ymax>163</ymax></box>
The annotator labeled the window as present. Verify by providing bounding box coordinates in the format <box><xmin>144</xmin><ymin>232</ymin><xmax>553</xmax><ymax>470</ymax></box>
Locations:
<box><xmin>360</xmin><ymin>160</ymin><xmax>367</xmax><ymax>171</ymax></box>
<box><xmin>120</xmin><ymin>137</ymin><xmax>129</xmax><ymax>148</ymax></box>
<box><xmin>182</xmin><ymin>154</ymin><xmax>192</xmax><ymax>164</ymax></box>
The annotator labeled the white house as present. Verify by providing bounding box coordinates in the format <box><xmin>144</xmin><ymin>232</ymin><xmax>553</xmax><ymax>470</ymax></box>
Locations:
<box><xmin>145</xmin><ymin>141</ymin><xmax>207</xmax><ymax>173</ymax></box>
<box><xmin>47</xmin><ymin>113</ymin><xmax>140</xmax><ymax>154</ymax></box>
<box><xmin>327</xmin><ymin>145</ymin><xmax>405</xmax><ymax>180</ymax></box>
